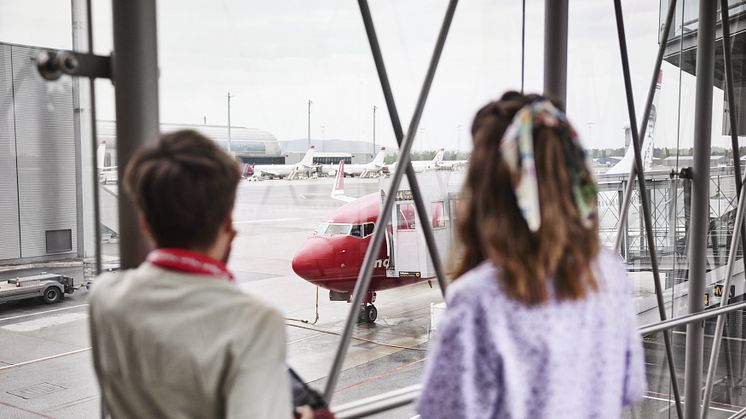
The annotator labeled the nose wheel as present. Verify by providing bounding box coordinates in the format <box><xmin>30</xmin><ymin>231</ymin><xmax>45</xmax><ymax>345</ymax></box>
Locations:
<box><xmin>358</xmin><ymin>304</ymin><xmax>378</xmax><ymax>323</ymax></box>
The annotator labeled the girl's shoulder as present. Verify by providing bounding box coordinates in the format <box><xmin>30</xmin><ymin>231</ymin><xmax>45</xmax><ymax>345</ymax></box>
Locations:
<box><xmin>446</xmin><ymin>262</ymin><xmax>503</xmax><ymax>307</ymax></box>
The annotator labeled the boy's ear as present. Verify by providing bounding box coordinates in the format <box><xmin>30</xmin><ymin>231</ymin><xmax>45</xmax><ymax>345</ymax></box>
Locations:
<box><xmin>138</xmin><ymin>213</ymin><xmax>153</xmax><ymax>240</ymax></box>
<box><xmin>224</xmin><ymin>211</ymin><xmax>234</xmax><ymax>232</ymax></box>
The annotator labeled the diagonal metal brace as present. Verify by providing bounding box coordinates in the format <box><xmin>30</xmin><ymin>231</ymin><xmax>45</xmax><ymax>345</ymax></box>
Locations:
<box><xmin>36</xmin><ymin>50</ymin><xmax>112</xmax><ymax>81</ymax></box>
<box><xmin>323</xmin><ymin>0</ymin><xmax>458</xmax><ymax>403</ymax></box>
<box><xmin>358</xmin><ymin>0</ymin><xmax>448</xmax><ymax>296</ymax></box>
<box><xmin>613</xmin><ymin>0</ymin><xmax>683</xmax><ymax>417</ymax></box>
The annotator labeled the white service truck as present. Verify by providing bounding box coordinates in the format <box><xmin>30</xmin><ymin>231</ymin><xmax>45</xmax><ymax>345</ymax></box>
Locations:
<box><xmin>0</xmin><ymin>273</ymin><xmax>75</xmax><ymax>304</ymax></box>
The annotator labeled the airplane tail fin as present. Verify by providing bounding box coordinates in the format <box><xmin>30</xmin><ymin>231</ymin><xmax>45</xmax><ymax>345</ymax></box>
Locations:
<box><xmin>331</xmin><ymin>160</ymin><xmax>355</xmax><ymax>202</ymax></box>
<box><xmin>242</xmin><ymin>163</ymin><xmax>254</xmax><ymax>178</ymax></box>
<box><xmin>300</xmin><ymin>146</ymin><xmax>315</xmax><ymax>166</ymax></box>
<box><xmin>433</xmin><ymin>148</ymin><xmax>445</xmax><ymax>164</ymax></box>
<box><xmin>372</xmin><ymin>146</ymin><xmax>386</xmax><ymax>167</ymax></box>
<box><xmin>97</xmin><ymin>142</ymin><xmax>106</xmax><ymax>169</ymax></box>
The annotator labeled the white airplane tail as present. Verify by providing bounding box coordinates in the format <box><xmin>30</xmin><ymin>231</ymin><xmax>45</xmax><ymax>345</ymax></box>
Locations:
<box><xmin>97</xmin><ymin>142</ymin><xmax>106</xmax><ymax>169</ymax></box>
<box><xmin>607</xmin><ymin>70</ymin><xmax>661</xmax><ymax>175</ymax></box>
<box><xmin>371</xmin><ymin>147</ymin><xmax>386</xmax><ymax>167</ymax></box>
<box><xmin>300</xmin><ymin>146</ymin><xmax>315</xmax><ymax>167</ymax></box>
<box><xmin>331</xmin><ymin>160</ymin><xmax>355</xmax><ymax>202</ymax></box>
<box><xmin>433</xmin><ymin>148</ymin><xmax>445</xmax><ymax>164</ymax></box>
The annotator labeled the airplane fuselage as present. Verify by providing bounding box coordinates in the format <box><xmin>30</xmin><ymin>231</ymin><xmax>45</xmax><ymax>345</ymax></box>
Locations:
<box><xmin>291</xmin><ymin>193</ymin><xmax>425</xmax><ymax>297</ymax></box>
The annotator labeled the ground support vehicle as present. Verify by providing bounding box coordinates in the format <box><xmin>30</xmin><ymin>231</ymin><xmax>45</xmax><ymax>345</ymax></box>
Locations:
<box><xmin>0</xmin><ymin>273</ymin><xmax>75</xmax><ymax>304</ymax></box>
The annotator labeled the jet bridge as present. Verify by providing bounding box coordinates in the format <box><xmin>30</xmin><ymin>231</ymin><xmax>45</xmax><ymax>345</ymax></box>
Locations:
<box><xmin>381</xmin><ymin>171</ymin><xmax>464</xmax><ymax>280</ymax></box>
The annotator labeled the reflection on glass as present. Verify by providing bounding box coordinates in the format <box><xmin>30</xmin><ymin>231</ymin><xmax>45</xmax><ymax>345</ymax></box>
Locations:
<box><xmin>431</xmin><ymin>201</ymin><xmax>446</xmax><ymax>228</ymax></box>
<box><xmin>397</xmin><ymin>203</ymin><xmax>416</xmax><ymax>230</ymax></box>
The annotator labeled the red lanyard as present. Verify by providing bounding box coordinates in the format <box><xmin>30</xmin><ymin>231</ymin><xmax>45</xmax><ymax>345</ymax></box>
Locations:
<box><xmin>147</xmin><ymin>248</ymin><xmax>234</xmax><ymax>283</ymax></box>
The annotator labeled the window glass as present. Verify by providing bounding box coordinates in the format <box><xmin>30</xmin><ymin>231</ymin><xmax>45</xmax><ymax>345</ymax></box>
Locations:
<box><xmin>350</xmin><ymin>224</ymin><xmax>363</xmax><ymax>238</ymax></box>
<box><xmin>431</xmin><ymin>201</ymin><xmax>445</xmax><ymax>228</ymax></box>
<box><xmin>315</xmin><ymin>223</ymin><xmax>328</xmax><ymax>234</ymax></box>
<box><xmin>363</xmin><ymin>222</ymin><xmax>375</xmax><ymax>237</ymax></box>
<box><xmin>324</xmin><ymin>223</ymin><xmax>352</xmax><ymax>235</ymax></box>
<box><xmin>397</xmin><ymin>203</ymin><xmax>416</xmax><ymax>230</ymax></box>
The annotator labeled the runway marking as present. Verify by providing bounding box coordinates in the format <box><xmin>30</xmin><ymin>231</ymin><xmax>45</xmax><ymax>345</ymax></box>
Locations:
<box><xmin>2</xmin><ymin>312</ymin><xmax>89</xmax><ymax>332</ymax></box>
<box><xmin>334</xmin><ymin>357</ymin><xmax>427</xmax><ymax>394</ymax></box>
<box><xmin>234</xmin><ymin>217</ymin><xmax>302</xmax><ymax>224</ymax></box>
<box><xmin>0</xmin><ymin>304</ymin><xmax>89</xmax><ymax>323</ymax></box>
<box><xmin>0</xmin><ymin>400</ymin><xmax>55</xmax><ymax>418</ymax></box>
<box><xmin>288</xmin><ymin>332</ymin><xmax>326</xmax><ymax>345</ymax></box>
<box><xmin>0</xmin><ymin>347</ymin><xmax>91</xmax><ymax>372</ymax></box>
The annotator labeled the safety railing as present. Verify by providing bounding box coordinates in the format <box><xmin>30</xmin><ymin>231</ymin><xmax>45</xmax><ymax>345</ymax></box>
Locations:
<box><xmin>330</xmin><ymin>299</ymin><xmax>746</xmax><ymax>418</ymax></box>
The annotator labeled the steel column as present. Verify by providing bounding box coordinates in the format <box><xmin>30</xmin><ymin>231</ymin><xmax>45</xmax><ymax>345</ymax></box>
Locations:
<box><xmin>86</xmin><ymin>0</ymin><xmax>102</xmax><ymax>275</ymax></box>
<box><xmin>684</xmin><ymin>1</ymin><xmax>717</xmax><ymax>417</ymax></box>
<box><xmin>323</xmin><ymin>0</ymin><xmax>457</xmax><ymax>403</ymax></box>
<box><xmin>357</xmin><ymin>0</ymin><xmax>448</xmax><ymax>295</ymax></box>
<box><xmin>613</xmin><ymin>0</ymin><xmax>683</xmax><ymax>416</ymax></box>
<box><xmin>112</xmin><ymin>0</ymin><xmax>160</xmax><ymax>268</ymax></box>
<box><xmin>701</xmin><ymin>169</ymin><xmax>746</xmax><ymax>417</ymax></box>
<box><xmin>543</xmin><ymin>0</ymin><xmax>568</xmax><ymax>103</ymax></box>
<box><xmin>701</xmin><ymin>2</ymin><xmax>746</xmax><ymax>415</ymax></box>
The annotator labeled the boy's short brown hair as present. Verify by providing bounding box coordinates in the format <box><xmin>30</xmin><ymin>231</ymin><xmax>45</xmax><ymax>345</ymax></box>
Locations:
<box><xmin>124</xmin><ymin>130</ymin><xmax>241</xmax><ymax>250</ymax></box>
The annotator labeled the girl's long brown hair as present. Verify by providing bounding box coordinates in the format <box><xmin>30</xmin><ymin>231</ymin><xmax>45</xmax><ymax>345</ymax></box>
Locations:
<box><xmin>452</xmin><ymin>92</ymin><xmax>599</xmax><ymax>305</ymax></box>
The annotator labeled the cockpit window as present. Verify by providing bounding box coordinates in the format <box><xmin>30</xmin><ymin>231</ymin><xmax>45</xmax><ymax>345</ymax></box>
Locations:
<box><xmin>323</xmin><ymin>223</ymin><xmax>352</xmax><ymax>235</ymax></box>
<box><xmin>349</xmin><ymin>223</ymin><xmax>375</xmax><ymax>238</ymax></box>
<box><xmin>316</xmin><ymin>223</ymin><xmax>328</xmax><ymax>234</ymax></box>
<box><xmin>363</xmin><ymin>223</ymin><xmax>374</xmax><ymax>236</ymax></box>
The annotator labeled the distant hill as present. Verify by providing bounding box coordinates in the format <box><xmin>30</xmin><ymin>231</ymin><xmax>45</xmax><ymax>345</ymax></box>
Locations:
<box><xmin>280</xmin><ymin>138</ymin><xmax>383</xmax><ymax>154</ymax></box>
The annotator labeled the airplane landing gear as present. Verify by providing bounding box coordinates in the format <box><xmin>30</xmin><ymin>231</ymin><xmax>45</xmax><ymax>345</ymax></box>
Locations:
<box><xmin>358</xmin><ymin>304</ymin><xmax>378</xmax><ymax>323</ymax></box>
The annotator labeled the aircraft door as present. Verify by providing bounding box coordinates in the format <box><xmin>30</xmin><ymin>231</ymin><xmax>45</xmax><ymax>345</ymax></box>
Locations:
<box><xmin>428</xmin><ymin>201</ymin><xmax>450</xmax><ymax>274</ymax></box>
<box><xmin>391</xmin><ymin>196</ymin><xmax>425</xmax><ymax>280</ymax></box>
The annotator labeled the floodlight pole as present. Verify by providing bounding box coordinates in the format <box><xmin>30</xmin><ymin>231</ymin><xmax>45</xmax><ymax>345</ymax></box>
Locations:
<box><xmin>373</xmin><ymin>105</ymin><xmax>377</xmax><ymax>155</ymax></box>
<box><xmin>308</xmin><ymin>99</ymin><xmax>312</xmax><ymax>148</ymax></box>
<box><xmin>226</xmin><ymin>91</ymin><xmax>233</xmax><ymax>154</ymax></box>
<box><xmin>457</xmin><ymin>124</ymin><xmax>462</xmax><ymax>156</ymax></box>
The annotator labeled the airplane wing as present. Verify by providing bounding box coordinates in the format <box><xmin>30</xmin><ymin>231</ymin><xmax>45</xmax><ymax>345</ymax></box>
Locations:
<box><xmin>255</xmin><ymin>164</ymin><xmax>292</xmax><ymax>177</ymax></box>
<box><xmin>331</xmin><ymin>160</ymin><xmax>355</xmax><ymax>203</ymax></box>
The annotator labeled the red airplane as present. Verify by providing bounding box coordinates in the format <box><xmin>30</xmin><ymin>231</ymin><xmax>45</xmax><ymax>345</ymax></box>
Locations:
<box><xmin>291</xmin><ymin>160</ymin><xmax>427</xmax><ymax>322</ymax></box>
<box><xmin>241</xmin><ymin>163</ymin><xmax>254</xmax><ymax>178</ymax></box>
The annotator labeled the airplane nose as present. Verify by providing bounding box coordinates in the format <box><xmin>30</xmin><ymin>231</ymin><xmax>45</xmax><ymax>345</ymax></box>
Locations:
<box><xmin>292</xmin><ymin>239</ymin><xmax>334</xmax><ymax>281</ymax></box>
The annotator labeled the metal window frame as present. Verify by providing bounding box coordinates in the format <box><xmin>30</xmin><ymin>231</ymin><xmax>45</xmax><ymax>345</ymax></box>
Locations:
<box><xmin>32</xmin><ymin>0</ymin><xmax>746</xmax><ymax>417</ymax></box>
<box><xmin>322</xmin><ymin>0</ymin><xmax>457</xmax><ymax>403</ymax></box>
<box><xmin>331</xmin><ymin>299</ymin><xmax>746</xmax><ymax>418</ymax></box>
<box><xmin>684</xmin><ymin>2</ymin><xmax>718</xmax><ymax>419</ymax></box>
<box><xmin>613</xmin><ymin>0</ymin><xmax>684</xmax><ymax>416</ymax></box>
<box><xmin>701</xmin><ymin>2</ymin><xmax>746</xmax><ymax>415</ymax></box>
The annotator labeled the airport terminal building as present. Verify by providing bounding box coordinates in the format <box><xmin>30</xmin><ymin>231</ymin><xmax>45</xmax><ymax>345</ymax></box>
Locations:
<box><xmin>0</xmin><ymin>41</ymin><xmax>283</xmax><ymax>264</ymax></box>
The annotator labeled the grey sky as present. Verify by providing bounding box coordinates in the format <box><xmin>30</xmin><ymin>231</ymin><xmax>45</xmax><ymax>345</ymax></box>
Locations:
<box><xmin>1</xmin><ymin>0</ymin><xmax>730</xmax><ymax>151</ymax></box>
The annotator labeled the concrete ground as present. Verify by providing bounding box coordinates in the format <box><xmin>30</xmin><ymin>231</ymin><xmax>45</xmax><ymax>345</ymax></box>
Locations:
<box><xmin>1</xmin><ymin>177</ymin><xmax>746</xmax><ymax>418</ymax></box>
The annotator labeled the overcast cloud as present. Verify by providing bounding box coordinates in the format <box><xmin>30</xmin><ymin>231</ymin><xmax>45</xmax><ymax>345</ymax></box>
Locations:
<box><xmin>0</xmin><ymin>0</ymin><xmax>731</xmax><ymax>151</ymax></box>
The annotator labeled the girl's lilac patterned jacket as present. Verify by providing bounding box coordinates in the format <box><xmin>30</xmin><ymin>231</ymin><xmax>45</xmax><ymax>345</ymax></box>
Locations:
<box><xmin>418</xmin><ymin>248</ymin><xmax>646</xmax><ymax>419</ymax></box>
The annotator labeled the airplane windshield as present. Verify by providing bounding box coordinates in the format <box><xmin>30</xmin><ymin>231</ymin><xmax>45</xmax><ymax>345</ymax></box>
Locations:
<box><xmin>315</xmin><ymin>223</ymin><xmax>328</xmax><ymax>234</ymax></box>
<box><xmin>324</xmin><ymin>223</ymin><xmax>352</xmax><ymax>235</ymax></box>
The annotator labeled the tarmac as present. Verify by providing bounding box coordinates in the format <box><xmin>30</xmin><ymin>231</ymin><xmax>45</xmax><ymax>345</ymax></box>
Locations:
<box><xmin>0</xmin><ymin>177</ymin><xmax>745</xmax><ymax>418</ymax></box>
<box><xmin>0</xmin><ymin>177</ymin><xmax>441</xmax><ymax>418</ymax></box>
